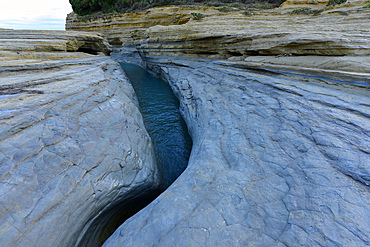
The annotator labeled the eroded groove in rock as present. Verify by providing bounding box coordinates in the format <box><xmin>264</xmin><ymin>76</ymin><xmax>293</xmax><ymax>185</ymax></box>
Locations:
<box><xmin>120</xmin><ymin>63</ymin><xmax>192</xmax><ymax>190</ymax></box>
<box><xmin>104</xmin><ymin>57</ymin><xmax>370</xmax><ymax>247</ymax></box>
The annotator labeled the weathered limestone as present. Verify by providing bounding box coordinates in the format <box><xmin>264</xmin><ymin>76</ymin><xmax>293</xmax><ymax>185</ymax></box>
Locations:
<box><xmin>65</xmin><ymin>1</ymin><xmax>370</xmax><ymax>75</ymax></box>
<box><xmin>8</xmin><ymin>0</ymin><xmax>368</xmax><ymax>245</ymax></box>
<box><xmin>105</xmin><ymin>55</ymin><xmax>370</xmax><ymax>247</ymax></box>
<box><xmin>131</xmin><ymin>3</ymin><xmax>370</xmax><ymax>70</ymax></box>
<box><xmin>280</xmin><ymin>0</ymin><xmax>329</xmax><ymax>8</ymax></box>
<box><xmin>66</xmin><ymin>6</ymin><xmax>219</xmax><ymax>47</ymax></box>
<box><xmin>0</xmin><ymin>31</ymin><xmax>159</xmax><ymax>247</ymax></box>
<box><xmin>0</xmin><ymin>30</ymin><xmax>111</xmax><ymax>55</ymax></box>
<box><xmin>98</xmin><ymin>1</ymin><xmax>369</xmax><ymax>246</ymax></box>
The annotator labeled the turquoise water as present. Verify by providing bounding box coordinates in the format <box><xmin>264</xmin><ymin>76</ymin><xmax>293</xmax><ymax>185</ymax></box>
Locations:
<box><xmin>120</xmin><ymin>63</ymin><xmax>192</xmax><ymax>190</ymax></box>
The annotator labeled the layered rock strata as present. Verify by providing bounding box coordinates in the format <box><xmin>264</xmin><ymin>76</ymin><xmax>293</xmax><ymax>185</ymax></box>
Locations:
<box><xmin>0</xmin><ymin>30</ymin><xmax>111</xmax><ymax>55</ymax></box>
<box><xmin>130</xmin><ymin>1</ymin><xmax>370</xmax><ymax>76</ymax></box>
<box><xmin>65</xmin><ymin>2</ymin><xmax>370</xmax><ymax>246</ymax></box>
<box><xmin>66</xmin><ymin>1</ymin><xmax>370</xmax><ymax>75</ymax></box>
<box><xmin>66</xmin><ymin>6</ymin><xmax>219</xmax><ymax>47</ymax></box>
<box><xmin>0</xmin><ymin>31</ymin><xmax>159</xmax><ymax>247</ymax></box>
<box><xmin>105</xmin><ymin>55</ymin><xmax>370</xmax><ymax>246</ymax></box>
<box><xmin>95</xmin><ymin>1</ymin><xmax>370</xmax><ymax>246</ymax></box>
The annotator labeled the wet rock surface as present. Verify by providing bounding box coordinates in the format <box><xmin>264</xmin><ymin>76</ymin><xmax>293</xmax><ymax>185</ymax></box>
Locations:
<box><xmin>0</xmin><ymin>31</ymin><xmax>159</xmax><ymax>247</ymax></box>
<box><xmin>104</xmin><ymin>57</ymin><xmax>370</xmax><ymax>247</ymax></box>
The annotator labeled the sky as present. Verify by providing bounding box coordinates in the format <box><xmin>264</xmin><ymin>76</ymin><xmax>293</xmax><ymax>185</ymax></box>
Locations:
<box><xmin>0</xmin><ymin>0</ymin><xmax>73</xmax><ymax>30</ymax></box>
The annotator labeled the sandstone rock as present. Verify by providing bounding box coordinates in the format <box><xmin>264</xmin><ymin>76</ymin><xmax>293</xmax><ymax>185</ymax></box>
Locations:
<box><xmin>242</xmin><ymin>55</ymin><xmax>370</xmax><ymax>80</ymax></box>
<box><xmin>65</xmin><ymin>1</ymin><xmax>370</xmax><ymax>246</ymax></box>
<box><xmin>0</xmin><ymin>30</ymin><xmax>112</xmax><ymax>55</ymax></box>
<box><xmin>280</xmin><ymin>0</ymin><xmax>370</xmax><ymax>10</ymax></box>
<box><xmin>66</xmin><ymin>6</ymin><xmax>219</xmax><ymax>47</ymax></box>
<box><xmin>104</xmin><ymin>55</ymin><xmax>370</xmax><ymax>247</ymax></box>
<box><xmin>108</xmin><ymin>1</ymin><xmax>367</xmax><ymax>79</ymax></box>
<box><xmin>0</xmin><ymin>31</ymin><xmax>159</xmax><ymax>247</ymax></box>
<box><xmin>132</xmin><ymin>5</ymin><xmax>369</xmax><ymax>58</ymax></box>
<box><xmin>280</xmin><ymin>0</ymin><xmax>330</xmax><ymax>8</ymax></box>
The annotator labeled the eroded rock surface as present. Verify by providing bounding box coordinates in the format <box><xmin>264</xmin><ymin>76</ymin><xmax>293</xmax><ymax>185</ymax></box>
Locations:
<box><xmin>66</xmin><ymin>6</ymin><xmax>219</xmax><ymax>47</ymax></box>
<box><xmin>33</xmin><ymin>1</ymin><xmax>370</xmax><ymax>246</ymax></box>
<box><xmin>105</xmin><ymin>56</ymin><xmax>370</xmax><ymax>247</ymax></box>
<box><xmin>130</xmin><ymin>1</ymin><xmax>370</xmax><ymax>72</ymax></box>
<box><xmin>97</xmin><ymin>1</ymin><xmax>370</xmax><ymax>246</ymax></box>
<box><xmin>0</xmin><ymin>30</ymin><xmax>111</xmax><ymax>55</ymax></box>
<box><xmin>0</xmin><ymin>30</ymin><xmax>159</xmax><ymax>247</ymax></box>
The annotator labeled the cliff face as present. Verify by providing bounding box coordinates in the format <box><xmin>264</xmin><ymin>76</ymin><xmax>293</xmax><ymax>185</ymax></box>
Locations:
<box><xmin>66</xmin><ymin>6</ymin><xmax>219</xmax><ymax>47</ymax></box>
<box><xmin>131</xmin><ymin>2</ymin><xmax>370</xmax><ymax>76</ymax></box>
<box><xmin>0</xmin><ymin>30</ymin><xmax>159</xmax><ymax>247</ymax></box>
<box><xmin>66</xmin><ymin>1</ymin><xmax>370</xmax><ymax>73</ymax></box>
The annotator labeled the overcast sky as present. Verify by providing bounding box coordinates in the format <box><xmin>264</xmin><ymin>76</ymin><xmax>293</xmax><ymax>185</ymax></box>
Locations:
<box><xmin>0</xmin><ymin>0</ymin><xmax>73</xmax><ymax>30</ymax></box>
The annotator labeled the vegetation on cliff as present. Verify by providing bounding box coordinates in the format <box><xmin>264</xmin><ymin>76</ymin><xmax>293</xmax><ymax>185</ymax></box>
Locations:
<box><xmin>69</xmin><ymin>0</ymin><xmax>284</xmax><ymax>15</ymax></box>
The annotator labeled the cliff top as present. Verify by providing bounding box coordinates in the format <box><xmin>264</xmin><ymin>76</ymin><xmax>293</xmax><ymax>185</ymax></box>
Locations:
<box><xmin>69</xmin><ymin>0</ymin><xmax>284</xmax><ymax>16</ymax></box>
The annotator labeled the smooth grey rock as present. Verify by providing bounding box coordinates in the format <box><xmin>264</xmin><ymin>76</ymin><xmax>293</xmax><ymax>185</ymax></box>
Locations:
<box><xmin>104</xmin><ymin>57</ymin><xmax>370</xmax><ymax>247</ymax></box>
<box><xmin>0</xmin><ymin>54</ymin><xmax>159</xmax><ymax>247</ymax></box>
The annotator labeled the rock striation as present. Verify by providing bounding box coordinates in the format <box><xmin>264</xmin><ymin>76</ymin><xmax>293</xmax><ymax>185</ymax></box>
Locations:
<box><xmin>130</xmin><ymin>1</ymin><xmax>370</xmax><ymax>75</ymax></box>
<box><xmin>10</xmin><ymin>1</ymin><xmax>370</xmax><ymax>246</ymax></box>
<box><xmin>66</xmin><ymin>6</ymin><xmax>219</xmax><ymax>47</ymax></box>
<box><xmin>104</xmin><ymin>56</ymin><xmax>370</xmax><ymax>246</ymax></box>
<box><xmin>92</xmin><ymin>1</ymin><xmax>369</xmax><ymax>246</ymax></box>
<box><xmin>0</xmin><ymin>30</ymin><xmax>111</xmax><ymax>55</ymax></box>
<box><xmin>0</xmin><ymin>30</ymin><xmax>159</xmax><ymax>247</ymax></box>
<box><xmin>66</xmin><ymin>1</ymin><xmax>370</xmax><ymax>75</ymax></box>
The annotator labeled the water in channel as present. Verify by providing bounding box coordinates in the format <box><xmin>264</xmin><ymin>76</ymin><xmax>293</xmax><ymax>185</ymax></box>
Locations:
<box><xmin>120</xmin><ymin>63</ymin><xmax>192</xmax><ymax>190</ymax></box>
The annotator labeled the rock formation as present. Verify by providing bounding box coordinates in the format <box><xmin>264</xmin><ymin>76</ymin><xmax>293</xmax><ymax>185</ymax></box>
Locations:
<box><xmin>66</xmin><ymin>6</ymin><xmax>219</xmax><ymax>47</ymax></box>
<box><xmin>1</xmin><ymin>0</ymin><xmax>369</xmax><ymax>245</ymax></box>
<box><xmin>72</xmin><ymin>1</ymin><xmax>369</xmax><ymax>246</ymax></box>
<box><xmin>104</xmin><ymin>56</ymin><xmax>370</xmax><ymax>246</ymax></box>
<box><xmin>66</xmin><ymin>1</ymin><xmax>370</xmax><ymax>74</ymax></box>
<box><xmin>0</xmin><ymin>30</ymin><xmax>112</xmax><ymax>55</ymax></box>
<box><xmin>0</xmin><ymin>30</ymin><xmax>159</xmax><ymax>247</ymax></box>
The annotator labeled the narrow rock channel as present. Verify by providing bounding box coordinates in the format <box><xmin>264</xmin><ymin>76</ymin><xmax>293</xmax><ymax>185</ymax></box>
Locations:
<box><xmin>83</xmin><ymin>63</ymin><xmax>193</xmax><ymax>246</ymax></box>
<box><xmin>120</xmin><ymin>63</ymin><xmax>193</xmax><ymax>190</ymax></box>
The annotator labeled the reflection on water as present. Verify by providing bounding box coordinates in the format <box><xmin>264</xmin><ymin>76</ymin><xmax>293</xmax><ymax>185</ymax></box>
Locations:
<box><xmin>120</xmin><ymin>63</ymin><xmax>192</xmax><ymax>190</ymax></box>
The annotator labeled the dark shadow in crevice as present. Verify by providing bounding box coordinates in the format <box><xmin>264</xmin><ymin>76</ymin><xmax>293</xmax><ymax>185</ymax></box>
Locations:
<box><xmin>77</xmin><ymin>187</ymin><xmax>161</xmax><ymax>247</ymax></box>
<box><xmin>77</xmin><ymin>47</ymin><xmax>99</xmax><ymax>55</ymax></box>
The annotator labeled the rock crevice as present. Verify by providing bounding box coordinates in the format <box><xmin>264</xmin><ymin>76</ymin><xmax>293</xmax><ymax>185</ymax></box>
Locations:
<box><xmin>105</xmin><ymin>56</ymin><xmax>370</xmax><ymax>247</ymax></box>
<box><xmin>99</xmin><ymin>2</ymin><xmax>370</xmax><ymax>245</ymax></box>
